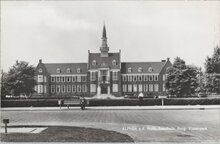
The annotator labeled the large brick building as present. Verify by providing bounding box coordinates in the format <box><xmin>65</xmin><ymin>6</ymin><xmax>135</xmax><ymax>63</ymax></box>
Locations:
<box><xmin>34</xmin><ymin>25</ymin><xmax>172</xmax><ymax>98</ymax></box>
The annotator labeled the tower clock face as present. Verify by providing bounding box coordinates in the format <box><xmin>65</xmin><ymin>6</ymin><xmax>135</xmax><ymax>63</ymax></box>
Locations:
<box><xmin>38</xmin><ymin>68</ymin><xmax>43</xmax><ymax>73</ymax></box>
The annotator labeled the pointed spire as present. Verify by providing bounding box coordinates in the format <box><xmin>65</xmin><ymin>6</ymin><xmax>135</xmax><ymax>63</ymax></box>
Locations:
<box><xmin>102</xmin><ymin>24</ymin><xmax>107</xmax><ymax>39</ymax></box>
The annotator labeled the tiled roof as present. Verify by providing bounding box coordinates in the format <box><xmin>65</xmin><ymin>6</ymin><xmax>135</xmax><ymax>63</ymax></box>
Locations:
<box><xmin>121</xmin><ymin>62</ymin><xmax>167</xmax><ymax>74</ymax></box>
<box><xmin>88</xmin><ymin>53</ymin><xmax>120</xmax><ymax>69</ymax></box>
<box><xmin>44</xmin><ymin>63</ymin><xmax>87</xmax><ymax>74</ymax></box>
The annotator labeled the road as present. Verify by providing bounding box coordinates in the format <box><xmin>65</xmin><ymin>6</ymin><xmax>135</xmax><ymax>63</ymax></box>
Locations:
<box><xmin>1</xmin><ymin>109</ymin><xmax>220</xmax><ymax>143</ymax></box>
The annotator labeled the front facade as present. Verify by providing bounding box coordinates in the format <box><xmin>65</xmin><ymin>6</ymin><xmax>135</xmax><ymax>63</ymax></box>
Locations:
<box><xmin>34</xmin><ymin>25</ymin><xmax>172</xmax><ymax>98</ymax></box>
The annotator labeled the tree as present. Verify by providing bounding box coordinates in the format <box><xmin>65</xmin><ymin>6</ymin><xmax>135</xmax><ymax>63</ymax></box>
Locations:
<box><xmin>204</xmin><ymin>46</ymin><xmax>220</xmax><ymax>94</ymax></box>
<box><xmin>165</xmin><ymin>57</ymin><xmax>199</xmax><ymax>97</ymax></box>
<box><xmin>4</xmin><ymin>60</ymin><xmax>36</xmax><ymax>97</ymax></box>
<box><xmin>1</xmin><ymin>71</ymin><xmax>10</xmax><ymax>99</ymax></box>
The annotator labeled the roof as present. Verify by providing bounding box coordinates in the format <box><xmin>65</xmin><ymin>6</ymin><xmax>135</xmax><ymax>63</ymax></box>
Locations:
<box><xmin>43</xmin><ymin>63</ymin><xmax>87</xmax><ymax>74</ymax></box>
<box><xmin>88</xmin><ymin>52</ymin><xmax>120</xmax><ymax>69</ymax></box>
<box><xmin>121</xmin><ymin>62</ymin><xmax>167</xmax><ymax>74</ymax></box>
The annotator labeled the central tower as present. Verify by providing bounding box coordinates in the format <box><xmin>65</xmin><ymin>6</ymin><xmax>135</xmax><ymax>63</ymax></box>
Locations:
<box><xmin>100</xmin><ymin>24</ymin><xmax>109</xmax><ymax>57</ymax></box>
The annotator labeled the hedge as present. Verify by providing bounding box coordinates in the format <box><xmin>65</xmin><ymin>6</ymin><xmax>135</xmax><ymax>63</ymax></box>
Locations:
<box><xmin>1</xmin><ymin>98</ymin><xmax>220</xmax><ymax>107</ymax></box>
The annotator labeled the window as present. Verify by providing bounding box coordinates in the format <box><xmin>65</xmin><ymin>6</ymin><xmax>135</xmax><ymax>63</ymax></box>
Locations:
<box><xmin>133</xmin><ymin>75</ymin><xmax>137</xmax><ymax>81</ymax></box>
<box><xmin>72</xmin><ymin>85</ymin><xmax>76</xmax><ymax>93</ymax></box>
<box><xmin>44</xmin><ymin>85</ymin><xmax>47</xmax><ymax>93</ymax></box>
<box><xmin>138</xmin><ymin>67</ymin><xmax>143</xmax><ymax>72</ymax></box>
<box><xmin>37</xmin><ymin>85</ymin><xmax>43</xmax><ymax>93</ymax></box>
<box><xmin>163</xmin><ymin>75</ymin><xmax>166</xmax><ymax>81</ymax></box>
<box><xmin>61</xmin><ymin>85</ymin><xmax>65</xmax><ymax>93</ymax></box>
<box><xmin>112</xmin><ymin>84</ymin><xmax>118</xmax><ymax>92</ymax></box>
<box><xmin>35</xmin><ymin>85</ymin><xmax>38</xmax><ymax>92</ymax></box>
<box><xmin>149</xmin><ymin>75</ymin><xmax>153</xmax><ymax>81</ymax></box>
<box><xmin>38</xmin><ymin>68</ymin><xmax>43</xmax><ymax>73</ymax></box>
<box><xmin>82</xmin><ymin>76</ymin><xmax>86</xmax><ymax>82</ymax></box>
<box><xmin>138</xmin><ymin>84</ymin><xmax>143</xmax><ymax>92</ymax></box>
<box><xmin>77</xmin><ymin>76</ymin><xmax>81</xmax><ymax>82</ymax></box>
<box><xmin>138</xmin><ymin>75</ymin><xmax>142</xmax><ymax>81</ymax></box>
<box><xmin>56</xmin><ymin>76</ymin><xmax>60</xmax><ymax>82</ymax></box>
<box><xmin>112</xmin><ymin>71</ymin><xmax>118</xmax><ymax>81</ymax></box>
<box><xmin>128</xmin><ymin>84</ymin><xmax>132</xmax><ymax>92</ymax></box>
<box><xmin>128</xmin><ymin>67</ymin><xmax>132</xmax><ymax>73</ymax></box>
<box><xmin>128</xmin><ymin>75</ymin><xmax>132</xmax><ymax>82</ymax></box>
<box><xmin>149</xmin><ymin>84</ymin><xmax>153</xmax><ymax>92</ymax></box>
<box><xmin>67</xmin><ymin>68</ymin><xmax>71</xmax><ymax>73</ymax></box>
<box><xmin>92</xmin><ymin>60</ymin><xmax>97</xmax><ymax>66</ymax></box>
<box><xmin>123</xmin><ymin>84</ymin><xmax>127</xmax><ymax>92</ymax></box>
<box><xmin>154</xmin><ymin>84</ymin><xmax>159</xmax><ymax>92</ymax></box>
<box><xmin>154</xmin><ymin>75</ymin><xmax>158</xmax><ymax>81</ymax></box>
<box><xmin>77</xmin><ymin>68</ymin><xmax>81</xmax><ymax>73</ymax></box>
<box><xmin>56</xmin><ymin>85</ymin><xmax>61</xmax><ymax>93</ymax></box>
<box><xmin>77</xmin><ymin>85</ymin><xmax>81</xmax><ymax>92</ymax></box>
<box><xmin>67</xmin><ymin>85</ymin><xmax>71</xmax><ymax>93</ymax></box>
<box><xmin>144</xmin><ymin>75</ymin><xmax>148</xmax><ymax>81</ymax></box>
<box><xmin>44</xmin><ymin>76</ymin><xmax>47</xmax><ymax>82</ymax></box>
<box><xmin>144</xmin><ymin>84</ymin><xmax>148</xmax><ymax>92</ymax></box>
<box><xmin>61</xmin><ymin>77</ymin><xmax>65</xmax><ymax>82</ymax></box>
<box><xmin>163</xmin><ymin>83</ymin><xmax>166</xmax><ymax>91</ymax></box>
<box><xmin>90</xmin><ymin>72</ymin><xmax>96</xmax><ymax>81</ymax></box>
<box><xmin>72</xmin><ymin>76</ymin><xmax>76</xmax><ymax>82</ymax></box>
<box><xmin>112</xmin><ymin>60</ymin><xmax>117</xmax><ymax>66</ymax></box>
<box><xmin>37</xmin><ymin>75</ymin><xmax>43</xmax><ymax>82</ymax></box>
<box><xmin>133</xmin><ymin>84</ymin><xmax>137</xmax><ymax>92</ymax></box>
<box><xmin>51</xmin><ymin>76</ymin><xmax>55</xmax><ymax>82</ymax></box>
<box><xmin>67</xmin><ymin>76</ymin><xmax>71</xmax><ymax>82</ymax></box>
<box><xmin>57</xmin><ymin>68</ymin><xmax>61</xmax><ymax>73</ymax></box>
<box><xmin>148</xmin><ymin>67</ymin><xmax>153</xmax><ymax>72</ymax></box>
<box><xmin>122</xmin><ymin>75</ymin><xmax>127</xmax><ymax>81</ymax></box>
<box><xmin>51</xmin><ymin>85</ymin><xmax>55</xmax><ymax>93</ymax></box>
<box><xmin>90</xmin><ymin>84</ymin><xmax>96</xmax><ymax>92</ymax></box>
<box><xmin>82</xmin><ymin>85</ymin><xmax>87</xmax><ymax>92</ymax></box>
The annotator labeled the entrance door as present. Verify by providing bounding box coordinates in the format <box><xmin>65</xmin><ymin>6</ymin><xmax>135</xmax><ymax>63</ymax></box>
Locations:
<box><xmin>101</xmin><ymin>84</ymin><xmax>108</xmax><ymax>94</ymax></box>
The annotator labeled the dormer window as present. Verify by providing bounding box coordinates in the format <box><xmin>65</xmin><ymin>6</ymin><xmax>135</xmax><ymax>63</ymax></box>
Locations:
<box><xmin>112</xmin><ymin>60</ymin><xmax>117</xmax><ymax>66</ymax></box>
<box><xmin>77</xmin><ymin>68</ymin><xmax>81</xmax><ymax>73</ymax></box>
<box><xmin>57</xmin><ymin>68</ymin><xmax>61</xmax><ymax>73</ymax></box>
<box><xmin>67</xmin><ymin>68</ymin><xmax>71</xmax><ymax>73</ymax></box>
<box><xmin>148</xmin><ymin>67</ymin><xmax>153</xmax><ymax>72</ymax></box>
<box><xmin>128</xmin><ymin>67</ymin><xmax>132</xmax><ymax>73</ymax></box>
<box><xmin>92</xmin><ymin>60</ymin><xmax>97</xmax><ymax>66</ymax></box>
<box><xmin>138</xmin><ymin>67</ymin><xmax>143</xmax><ymax>72</ymax></box>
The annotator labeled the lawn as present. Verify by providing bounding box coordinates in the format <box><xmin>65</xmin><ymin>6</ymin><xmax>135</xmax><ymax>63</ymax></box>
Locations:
<box><xmin>1</xmin><ymin>125</ymin><xmax>134</xmax><ymax>142</ymax></box>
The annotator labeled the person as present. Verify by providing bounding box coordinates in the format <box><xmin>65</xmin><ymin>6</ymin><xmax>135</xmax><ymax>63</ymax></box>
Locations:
<box><xmin>80</xmin><ymin>96</ymin><xmax>86</xmax><ymax>110</ymax></box>
<box><xmin>138</xmin><ymin>92</ymin><xmax>144</xmax><ymax>106</ymax></box>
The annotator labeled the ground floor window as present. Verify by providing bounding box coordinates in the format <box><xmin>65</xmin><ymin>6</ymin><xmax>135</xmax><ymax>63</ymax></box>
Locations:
<box><xmin>82</xmin><ymin>85</ymin><xmax>87</xmax><ymax>92</ymax></box>
<box><xmin>56</xmin><ymin>85</ymin><xmax>60</xmax><ymax>93</ymax></box>
<box><xmin>123</xmin><ymin>84</ymin><xmax>127</xmax><ymax>92</ymax></box>
<box><xmin>128</xmin><ymin>76</ymin><xmax>132</xmax><ymax>81</ymax></box>
<box><xmin>77</xmin><ymin>85</ymin><xmax>81</xmax><ymax>92</ymax></box>
<box><xmin>90</xmin><ymin>84</ymin><xmax>96</xmax><ymax>93</ymax></box>
<box><xmin>144</xmin><ymin>84</ymin><xmax>148</xmax><ymax>92</ymax></box>
<box><xmin>128</xmin><ymin>84</ymin><xmax>132</xmax><ymax>92</ymax></box>
<box><xmin>72</xmin><ymin>85</ymin><xmax>76</xmax><ymax>93</ymax></box>
<box><xmin>133</xmin><ymin>84</ymin><xmax>137</xmax><ymax>92</ymax></box>
<box><xmin>61</xmin><ymin>85</ymin><xmax>65</xmax><ymax>93</ymax></box>
<box><xmin>154</xmin><ymin>84</ymin><xmax>159</xmax><ymax>92</ymax></box>
<box><xmin>67</xmin><ymin>85</ymin><xmax>71</xmax><ymax>93</ymax></box>
<box><xmin>37</xmin><ymin>85</ymin><xmax>43</xmax><ymax>93</ymax></box>
<box><xmin>138</xmin><ymin>84</ymin><xmax>143</xmax><ymax>92</ymax></box>
<box><xmin>44</xmin><ymin>85</ymin><xmax>47</xmax><ymax>93</ymax></box>
<box><xmin>149</xmin><ymin>84</ymin><xmax>153</xmax><ymax>92</ymax></box>
<box><xmin>112</xmin><ymin>84</ymin><xmax>118</xmax><ymax>92</ymax></box>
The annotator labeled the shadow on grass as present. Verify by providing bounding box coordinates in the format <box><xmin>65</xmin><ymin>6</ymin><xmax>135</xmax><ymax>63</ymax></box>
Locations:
<box><xmin>1</xmin><ymin>125</ymin><xmax>134</xmax><ymax>142</ymax></box>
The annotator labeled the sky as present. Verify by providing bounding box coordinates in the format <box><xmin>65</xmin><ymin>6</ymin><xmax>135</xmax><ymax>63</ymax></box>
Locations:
<box><xmin>1</xmin><ymin>1</ymin><xmax>220</xmax><ymax>72</ymax></box>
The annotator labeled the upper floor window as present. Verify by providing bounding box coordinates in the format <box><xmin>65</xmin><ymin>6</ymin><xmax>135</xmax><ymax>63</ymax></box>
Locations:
<box><xmin>112</xmin><ymin>60</ymin><xmax>117</xmax><ymax>66</ymax></box>
<box><xmin>148</xmin><ymin>67</ymin><xmax>153</xmax><ymax>72</ymax></box>
<box><xmin>112</xmin><ymin>71</ymin><xmax>118</xmax><ymax>81</ymax></box>
<box><xmin>128</xmin><ymin>67</ymin><xmax>132</xmax><ymax>73</ymax></box>
<box><xmin>82</xmin><ymin>76</ymin><xmax>86</xmax><ymax>82</ymax></box>
<box><xmin>67</xmin><ymin>68</ymin><xmax>71</xmax><ymax>73</ymax></box>
<box><xmin>90</xmin><ymin>71</ymin><xmax>96</xmax><ymax>81</ymax></box>
<box><xmin>77</xmin><ymin>68</ymin><xmax>81</xmax><ymax>73</ymax></box>
<box><xmin>138</xmin><ymin>67</ymin><xmax>143</xmax><ymax>72</ymax></box>
<box><xmin>154</xmin><ymin>75</ymin><xmax>158</xmax><ymax>81</ymax></box>
<box><xmin>51</xmin><ymin>76</ymin><xmax>55</xmax><ymax>82</ymax></box>
<box><xmin>92</xmin><ymin>60</ymin><xmax>97</xmax><ymax>66</ymax></box>
<box><xmin>37</xmin><ymin>75</ymin><xmax>43</xmax><ymax>82</ymax></box>
<box><xmin>57</xmin><ymin>68</ymin><xmax>61</xmax><ymax>73</ymax></box>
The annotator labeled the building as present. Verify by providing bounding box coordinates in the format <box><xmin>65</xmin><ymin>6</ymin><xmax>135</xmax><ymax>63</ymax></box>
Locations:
<box><xmin>34</xmin><ymin>25</ymin><xmax>172</xmax><ymax>98</ymax></box>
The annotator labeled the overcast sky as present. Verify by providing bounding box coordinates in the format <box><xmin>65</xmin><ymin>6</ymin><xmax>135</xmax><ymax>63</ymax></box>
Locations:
<box><xmin>1</xmin><ymin>1</ymin><xmax>220</xmax><ymax>72</ymax></box>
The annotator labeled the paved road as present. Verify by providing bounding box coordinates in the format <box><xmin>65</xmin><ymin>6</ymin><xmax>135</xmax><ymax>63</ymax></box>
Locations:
<box><xmin>1</xmin><ymin>109</ymin><xmax>220</xmax><ymax>143</ymax></box>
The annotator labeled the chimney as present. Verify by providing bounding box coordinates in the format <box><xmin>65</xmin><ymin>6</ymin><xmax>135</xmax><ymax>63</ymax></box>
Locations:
<box><xmin>161</xmin><ymin>60</ymin><xmax>166</xmax><ymax>62</ymax></box>
<box><xmin>167</xmin><ymin>57</ymin><xmax>170</xmax><ymax>61</ymax></box>
<box><xmin>39</xmin><ymin>59</ymin><xmax>42</xmax><ymax>63</ymax></box>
